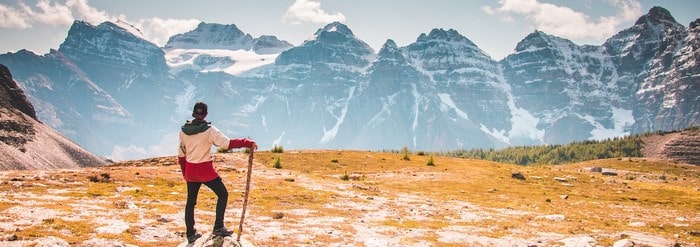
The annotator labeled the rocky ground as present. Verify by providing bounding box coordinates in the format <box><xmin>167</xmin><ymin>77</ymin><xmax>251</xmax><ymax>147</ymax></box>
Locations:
<box><xmin>0</xmin><ymin>151</ymin><xmax>698</xmax><ymax>246</ymax></box>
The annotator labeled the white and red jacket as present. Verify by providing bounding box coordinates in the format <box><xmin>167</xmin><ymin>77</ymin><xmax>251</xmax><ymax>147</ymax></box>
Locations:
<box><xmin>178</xmin><ymin>119</ymin><xmax>255</xmax><ymax>182</ymax></box>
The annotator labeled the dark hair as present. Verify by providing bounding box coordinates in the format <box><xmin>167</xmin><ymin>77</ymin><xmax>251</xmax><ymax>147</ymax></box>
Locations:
<box><xmin>192</xmin><ymin>102</ymin><xmax>208</xmax><ymax>118</ymax></box>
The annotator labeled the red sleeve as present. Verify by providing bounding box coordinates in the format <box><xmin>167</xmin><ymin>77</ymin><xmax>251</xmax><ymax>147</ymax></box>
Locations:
<box><xmin>228</xmin><ymin>138</ymin><xmax>255</xmax><ymax>149</ymax></box>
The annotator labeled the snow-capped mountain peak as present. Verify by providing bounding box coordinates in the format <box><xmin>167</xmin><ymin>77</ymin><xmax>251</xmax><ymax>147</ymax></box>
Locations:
<box><xmin>112</xmin><ymin>20</ymin><xmax>151</xmax><ymax>43</ymax></box>
<box><xmin>313</xmin><ymin>21</ymin><xmax>355</xmax><ymax>38</ymax></box>
<box><xmin>276</xmin><ymin>22</ymin><xmax>374</xmax><ymax>67</ymax></box>
<box><xmin>163</xmin><ymin>23</ymin><xmax>293</xmax><ymax>75</ymax></box>
<box><xmin>164</xmin><ymin>22</ymin><xmax>253</xmax><ymax>50</ymax></box>
<box><xmin>417</xmin><ymin>28</ymin><xmax>475</xmax><ymax>47</ymax></box>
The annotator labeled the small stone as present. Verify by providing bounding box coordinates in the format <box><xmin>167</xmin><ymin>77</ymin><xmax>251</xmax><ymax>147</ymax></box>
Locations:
<box><xmin>512</xmin><ymin>172</ymin><xmax>526</xmax><ymax>180</ymax></box>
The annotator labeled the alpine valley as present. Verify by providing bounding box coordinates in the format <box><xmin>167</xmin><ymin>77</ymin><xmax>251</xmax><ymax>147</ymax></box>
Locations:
<box><xmin>0</xmin><ymin>6</ymin><xmax>698</xmax><ymax>160</ymax></box>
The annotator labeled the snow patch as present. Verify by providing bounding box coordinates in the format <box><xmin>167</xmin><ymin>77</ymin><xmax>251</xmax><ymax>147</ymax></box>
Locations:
<box><xmin>321</xmin><ymin>86</ymin><xmax>356</xmax><ymax>144</ymax></box>
<box><xmin>583</xmin><ymin>107</ymin><xmax>634</xmax><ymax>140</ymax></box>
<box><xmin>480</xmin><ymin>124</ymin><xmax>509</xmax><ymax>143</ymax></box>
<box><xmin>410</xmin><ymin>84</ymin><xmax>424</xmax><ymax>147</ymax></box>
<box><xmin>166</xmin><ymin>49</ymin><xmax>278</xmax><ymax>75</ymax></box>
<box><xmin>437</xmin><ymin>93</ymin><xmax>469</xmax><ymax>120</ymax></box>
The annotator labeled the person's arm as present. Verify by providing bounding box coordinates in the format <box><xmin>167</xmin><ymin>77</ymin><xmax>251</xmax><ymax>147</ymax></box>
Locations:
<box><xmin>210</xmin><ymin>126</ymin><xmax>257</xmax><ymax>150</ymax></box>
<box><xmin>228</xmin><ymin>138</ymin><xmax>257</xmax><ymax>150</ymax></box>
<box><xmin>177</xmin><ymin>133</ymin><xmax>186</xmax><ymax>176</ymax></box>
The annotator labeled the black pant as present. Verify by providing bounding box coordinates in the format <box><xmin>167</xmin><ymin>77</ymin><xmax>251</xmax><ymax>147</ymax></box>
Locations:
<box><xmin>185</xmin><ymin>177</ymin><xmax>228</xmax><ymax>237</ymax></box>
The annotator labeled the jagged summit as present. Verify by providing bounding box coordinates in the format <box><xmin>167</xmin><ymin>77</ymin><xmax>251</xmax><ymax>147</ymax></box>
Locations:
<box><xmin>252</xmin><ymin>35</ymin><xmax>293</xmax><ymax>54</ymax></box>
<box><xmin>377</xmin><ymin>39</ymin><xmax>402</xmax><ymax>59</ymax></box>
<box><xmin>417</xmin><ymin>28</ymin><xmax>476</xmax><ymax>47</ymax></box>
<box><xmin>514</xmin><ymin>30</ymin><xmax>577</xmax><ymax>52</ymax></box>
<box><xmin>59</xmin><ymin>20</ymin><xmax>168</xmax><ymax>74</ymax></box>
<box><xmin>164</xmin><ymin>22</ymin><xmax>253</xmax><ymax>50</ymax></box>
<box><xmin>690</xmin><ymin>18</ymin><xmax>700</xmax><ymax>29</ymax></box>
<box><xmin>313</xmin><ymin>21</ymin><xmax>355</xmax><ymax>38</ymax></box>
<box><xmin>636</xmin><ymin>6</ymin><xmax>677</xmax><ymax>25</ymax></box>
<box><xmin>276</xmin><ymin>22</ymin><xmax>373</xmax><ymax>67</ymax></box>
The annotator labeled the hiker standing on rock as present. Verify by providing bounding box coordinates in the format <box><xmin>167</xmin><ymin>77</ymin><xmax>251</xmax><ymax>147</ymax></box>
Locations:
<box><xmin>178</xmin><ymin>102</ymin><xmax>258</xmax><ymax>243</ymax></box>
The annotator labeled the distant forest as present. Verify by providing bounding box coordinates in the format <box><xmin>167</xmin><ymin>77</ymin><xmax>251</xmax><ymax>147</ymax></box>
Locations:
<box><xmin>446</xmin><ymin>126</ymin><xmax>699</xmax><ymax>165</ymax></box>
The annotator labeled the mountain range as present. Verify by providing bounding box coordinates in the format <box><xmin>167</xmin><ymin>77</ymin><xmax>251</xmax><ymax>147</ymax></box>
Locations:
<box><xmin>0</xmin><ymin>6</ymin><xmax>697</xmax><ymax>160</ymax></box>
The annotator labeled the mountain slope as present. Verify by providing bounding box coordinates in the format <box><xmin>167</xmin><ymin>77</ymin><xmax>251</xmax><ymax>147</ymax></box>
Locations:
<box><xmin>0</xmin><ymin>64</ymin><xmax>107</xmax><ymax>170</ymax></box>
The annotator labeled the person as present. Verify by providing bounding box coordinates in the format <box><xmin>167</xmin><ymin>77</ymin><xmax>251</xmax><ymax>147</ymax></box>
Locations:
<box><xmin>177</xmin><ymin>102</ymin><xmax>257</xmax><ymax>243</ymax></box>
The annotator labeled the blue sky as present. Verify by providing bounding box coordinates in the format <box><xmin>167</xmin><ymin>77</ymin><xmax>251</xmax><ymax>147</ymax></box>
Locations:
<box><xmin>0</xmin><ymin>0</ymin><xmax>698</xmax><ymax>60</ymax></box>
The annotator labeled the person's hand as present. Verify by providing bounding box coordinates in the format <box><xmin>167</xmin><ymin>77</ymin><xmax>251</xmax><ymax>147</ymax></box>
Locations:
<box><xmin>251</xmin><ymin>142</ymin><xmax>258</xmax><ymax>151</ymax></box>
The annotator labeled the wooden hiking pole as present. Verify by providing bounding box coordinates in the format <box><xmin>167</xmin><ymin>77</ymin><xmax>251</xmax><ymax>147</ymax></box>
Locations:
<box><xmin>237</xmin><ymin>149</ymin><xmax>254</xmax><ymax>242</ymax></box>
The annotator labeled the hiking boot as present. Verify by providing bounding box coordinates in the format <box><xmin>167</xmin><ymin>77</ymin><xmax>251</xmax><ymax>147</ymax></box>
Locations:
<box><xmin>212</xmin><ymin>227</ymin><xmax>234</xmax><ymax>237</ymax></box>
<box><xmin>187</xmin><ymin>232</ymin><xmax>202</xmax><ymax>243</ymax></box>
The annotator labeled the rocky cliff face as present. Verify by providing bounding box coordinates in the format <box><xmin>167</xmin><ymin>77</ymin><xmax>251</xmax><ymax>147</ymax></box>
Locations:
<box><xmin>0</xmin><ymin>64</ymin><xmax>107</xmax><ymax>169</ymax></box>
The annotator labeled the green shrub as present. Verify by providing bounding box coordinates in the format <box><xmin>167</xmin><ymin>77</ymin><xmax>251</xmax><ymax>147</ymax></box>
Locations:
<box><xmin>271</xmin><ymin>145</ymin><xmax>284</xmax><ymax>153</ymax></box>
<box><xmin>272</xmin><ymin>156</ymin><xmax>282</xmax><ymax>169</ymax></box>
<box><xmin>340</xmin><ymin>171</ymin><xmax>350</xmax><ymax>181</ymax></box>
<box><xmin>331</xmin><ymin>159</ymin><xmax>339</xmax><ymax>163</ymax></box>
<box><xmin>426</xmin><ymin>155</ymin><xmax>435</xmax><ymax>166</ymax></box>
<box><xmin>402</xmin><ymin>146</ymin><xmax>411</xmax><ymax>161</ymax></box>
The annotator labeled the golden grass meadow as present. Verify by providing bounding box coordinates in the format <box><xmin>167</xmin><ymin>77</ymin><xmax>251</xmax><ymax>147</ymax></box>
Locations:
<box><xmin>0</xmin><ymin>150</ymin><xmax>698</xmax><ymax>246</ymax></box>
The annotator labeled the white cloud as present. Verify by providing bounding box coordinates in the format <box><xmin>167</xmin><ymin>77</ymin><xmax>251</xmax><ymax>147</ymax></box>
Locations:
<box><xmin>0</xmin><ymin>0</ymin><xmax>112</xmax><ymax>29</ymax></box>
<box><xmin>483</xmin><ymin>0</ymin><xmax>642</xmax><ymax>40</ymax></box>
<box><xmin>0</xmin><ymin>0</ymin><xmax>200</xmax><ymax>47</ymax></box>
<box><xmin>109</xmin><ymin>132</ymin><xmax>178</xmax><ymax>161</ymax></box>
<box><xmin>283</xmin><ymin>0</ymin><xmax>346</xmax><ymax>25</ymax></box>
<box><xmin>20</xmin><ymin>0</ymin><xmax>74</xmax><ymax>27</ymax></box>
<box><xmin>133</xmin><ymin>17</ymin><xmax>200</xmax><ymax>46</ymax></box>
<box><xmin>0</xmin><ymin>4</ymin><xmax>31</xmax><ymax>28</ymax></box>
<box><xmin>66</xmin><ymin>0</ymin><xmax>113</xmax><ymax>24</ymax></box>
